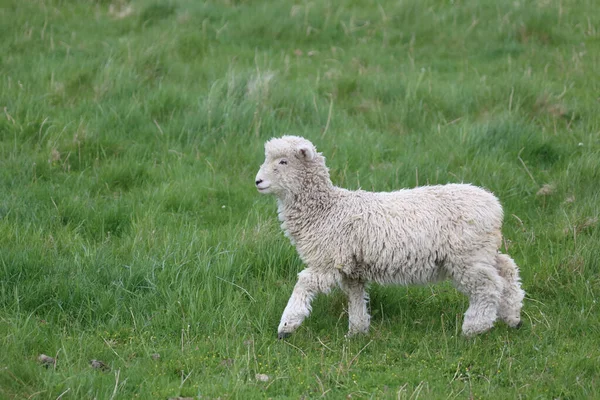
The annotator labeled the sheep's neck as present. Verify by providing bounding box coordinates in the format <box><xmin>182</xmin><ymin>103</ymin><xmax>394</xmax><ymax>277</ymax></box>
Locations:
<box><xmin>277</xmin><ymin>178</ymin><xmax>336</xmax><ymax>241</ymax></box>
<box><xmin>285</xmin><ymin>173</ymin><xmax>334</xmax><ymax>209</ymax></box>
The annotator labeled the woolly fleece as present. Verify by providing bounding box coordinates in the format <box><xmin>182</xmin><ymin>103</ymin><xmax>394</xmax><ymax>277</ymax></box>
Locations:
<box><xmin>255</xmin><ymin>136</ymin><xmax>524</xmax><ymax>338</ymax></box>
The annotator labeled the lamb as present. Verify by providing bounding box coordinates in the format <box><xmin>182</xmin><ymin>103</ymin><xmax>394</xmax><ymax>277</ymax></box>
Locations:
<box><xmin>255</xmin><ymin>135</ymin><xmax>524</xmax><ymax>339</ymax></box>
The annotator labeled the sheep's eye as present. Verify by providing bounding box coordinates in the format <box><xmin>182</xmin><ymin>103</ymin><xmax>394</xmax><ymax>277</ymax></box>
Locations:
<box><xmin>279</xmin><ymin>160</ymin><xmax>287</xmax><ymax>165</ymax></box>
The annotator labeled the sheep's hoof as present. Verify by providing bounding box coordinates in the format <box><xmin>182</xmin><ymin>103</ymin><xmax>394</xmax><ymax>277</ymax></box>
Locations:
<box><xmin>347</xmin><ymin>328</ymin><xmax>369</xmax><ymax>337</ymax></box>
<box><xmin>278</xmin><ymin>332</ymin><xmax>291</xmax><ymax>340</ymax></box>
<box><xmin>515</xmin><ymin>321</ymin><xmax>523</xmax><ymax>329</ymax></box>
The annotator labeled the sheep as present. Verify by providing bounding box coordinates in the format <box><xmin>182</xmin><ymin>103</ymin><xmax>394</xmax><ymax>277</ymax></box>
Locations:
<box><xmin>255</xmin><ymin>135</ymin><xmax>525</xmax><ymax>339</ymax></box>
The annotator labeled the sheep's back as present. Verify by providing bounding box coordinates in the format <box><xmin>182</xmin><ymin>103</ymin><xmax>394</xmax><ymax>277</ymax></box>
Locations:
<box><xmin>330</xmin><ymin>184</ymin><xmax>504</xmax><ymax>284</ymax></box>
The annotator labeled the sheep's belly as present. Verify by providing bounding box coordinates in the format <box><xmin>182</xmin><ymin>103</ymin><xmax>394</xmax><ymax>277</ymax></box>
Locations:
<box><xmin>341</xmin><ymin>257</ymin><xmax>448</xmax><ymax>286</ymax></box>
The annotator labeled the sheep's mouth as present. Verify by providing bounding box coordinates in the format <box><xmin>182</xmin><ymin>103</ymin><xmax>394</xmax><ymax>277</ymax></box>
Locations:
<box><xmin>257</xmin><ymin>186</ymin><xmax>271</xmax><ymax>192</ymax></box>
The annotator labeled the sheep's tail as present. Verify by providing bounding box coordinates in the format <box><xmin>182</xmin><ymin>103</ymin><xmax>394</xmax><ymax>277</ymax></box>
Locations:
<box><xmin>494</xmin><ymin>253</ymin><xmax>525</xmax><ymax>328</ymax></box>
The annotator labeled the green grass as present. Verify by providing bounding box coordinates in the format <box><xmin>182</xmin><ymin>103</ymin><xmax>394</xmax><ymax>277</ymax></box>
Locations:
<box><xmin>1</xmin><ymin>0</ymin><xmax>599</xmax><ymax>398</ymax></box>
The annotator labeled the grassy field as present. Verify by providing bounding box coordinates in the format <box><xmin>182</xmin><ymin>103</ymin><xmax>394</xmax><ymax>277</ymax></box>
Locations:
<box><xmin>1</xmin><ymin>0</ymin><xmax>599</xmax><ymax>398</ymax></box>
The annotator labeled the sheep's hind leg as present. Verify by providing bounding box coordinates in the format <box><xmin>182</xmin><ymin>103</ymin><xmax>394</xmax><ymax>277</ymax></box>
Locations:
<box><xmin>278</xmin><ymin>269</ymin><xmax>337</xmax><ymax>339</ymax></box>
<box><xmin>452</xmin><ymin>262</ymin><xmax>503</xmax><ymax>337</ymax></box>
<box><xmin>340</xmin><ymin>277</ymin><xmax>370</xmax><ymax>336</ymax></box>
<box><xmin>495</xmin><ymin>254</ymin><xmax>525</xmax><ymax>329</ymax></box>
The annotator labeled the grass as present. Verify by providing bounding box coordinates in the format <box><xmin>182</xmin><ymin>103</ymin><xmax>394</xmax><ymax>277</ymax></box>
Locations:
<box><xmin>1</xmin><ymin>0</ymin><xmax>599</xmax><ymax>398</ymax></box>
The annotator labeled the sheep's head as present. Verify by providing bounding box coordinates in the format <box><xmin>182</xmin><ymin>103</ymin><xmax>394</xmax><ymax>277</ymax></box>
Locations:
<box><xmin>255</xmin><ymin>136</ymin><xmax>329</xmax><ymax>197</ymax></box>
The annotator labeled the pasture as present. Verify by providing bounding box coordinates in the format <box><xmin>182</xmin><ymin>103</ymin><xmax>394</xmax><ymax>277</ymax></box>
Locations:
<box><xmin>1</xmin><ymin>0</ymin><xmax>599</xmax><ymax>398</ymax></box>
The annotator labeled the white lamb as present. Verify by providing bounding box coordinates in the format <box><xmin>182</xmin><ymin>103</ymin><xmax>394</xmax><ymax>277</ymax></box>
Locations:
<box><xmin>255</xmin><ymin>136</ymin><xmax>524</xmax><ymax>338</ymax></box>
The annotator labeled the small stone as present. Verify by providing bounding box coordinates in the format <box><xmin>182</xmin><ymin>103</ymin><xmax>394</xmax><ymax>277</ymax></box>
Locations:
<box><xmin>90</xmin><ymin>359</ymin><xmax>110</xmax><ymax>371</ymax></box>
<box><xmin>536</xmin><ymin>184</ymin><xmax>555</xmax><ymax>196</ymax></box>
<box><xmin>255</xmin><ymin>373</ymin><xmax>270</xmax><ymax>382</ymax></box>
<box><xmin>38</xmin><ymin>354</ymin><xmax>56</xmax><ymax>367</ymax></box>
<box><xmin>151</xmin><ymin>353</ymin><xmax>161</xmax><ymax>361</ymax></box>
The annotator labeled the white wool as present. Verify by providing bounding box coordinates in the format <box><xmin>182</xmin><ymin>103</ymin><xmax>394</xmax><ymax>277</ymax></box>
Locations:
<box><xmin>255</xmin><ymin>136</ymin><xmax>524</xmax><ymax>338</ymax></box>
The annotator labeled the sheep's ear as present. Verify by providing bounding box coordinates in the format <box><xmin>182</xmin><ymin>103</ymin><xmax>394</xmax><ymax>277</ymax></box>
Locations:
<box><xmin>297</xmin><ymin>145</ymin><xmax>315</xmax><ymax>161</ymax></box>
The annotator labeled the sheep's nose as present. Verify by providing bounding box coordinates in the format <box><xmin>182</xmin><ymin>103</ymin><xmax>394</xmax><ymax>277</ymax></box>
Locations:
<box><xmin>255</xmin><ymin>179</ymin><xmax>263</xmax><ymax>186</ymax></box>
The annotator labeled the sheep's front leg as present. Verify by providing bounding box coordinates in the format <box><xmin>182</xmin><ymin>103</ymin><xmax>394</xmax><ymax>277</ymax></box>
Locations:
<box><xmin>340</xmin><ymin>277</ymin><xmax>370</xmax><ymax>336</ymax></box>
<box><xmin>278</xmin><ymin>269</ymin><xmax>337</xmax><ymax>339</ymax></box>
